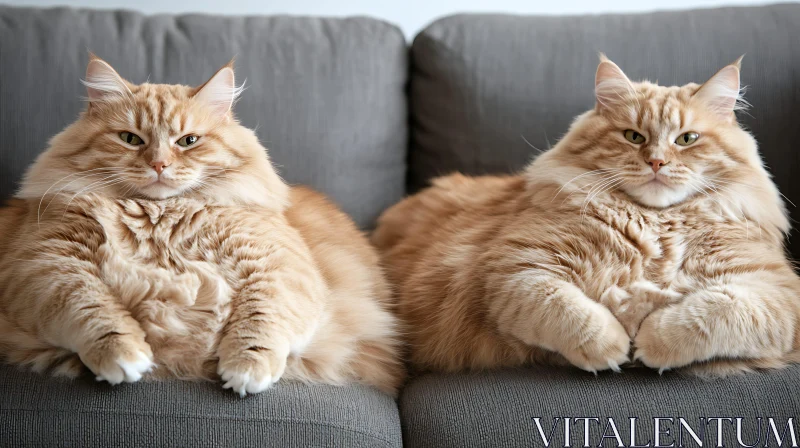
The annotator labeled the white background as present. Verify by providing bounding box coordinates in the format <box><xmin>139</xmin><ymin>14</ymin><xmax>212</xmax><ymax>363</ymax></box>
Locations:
<box><xmin>3</xmin><ymin>0</ymin><xmax>787</xmax><ymax>37</ymax></box>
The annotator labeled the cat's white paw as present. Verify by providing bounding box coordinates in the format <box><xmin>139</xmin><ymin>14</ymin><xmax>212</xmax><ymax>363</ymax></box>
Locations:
<box><xmin>79</xmin><ymin>335</ymin><xmax>155</xmax><ymax>385</ymax></box>
<box><xmin>95</xmin><ymin>350</ymin><xmax>155</xmax><ymax>385</ymax></box>
<box><xmin>217</xmin><ymin>348</ymin><xmax>289</xmax><ymax>397</ymax></box>
<box><xmin>218</xmin><ymin>368</ymin><xmax>279</xmax><ymax>397</ymax></box>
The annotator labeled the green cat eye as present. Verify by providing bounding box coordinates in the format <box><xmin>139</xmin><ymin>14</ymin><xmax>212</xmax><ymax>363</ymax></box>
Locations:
<box><xmin>177</xmin><ymin>135</ymin><xmax>200</xmax><ymax>148</ymax></box>
<box><xmin>675</xmin><ymin>132</ymin><xmax>699</xmax><ymax>147</ymax></box>
<box><xmin>119</xmin><ymin>131</ymin><xmax>144</xmax><ymax>146</ymax></box>
<box><xmin>624</xmin><ymin>130</ymin><xmax>646</xmax><ymax>144</ymax></box>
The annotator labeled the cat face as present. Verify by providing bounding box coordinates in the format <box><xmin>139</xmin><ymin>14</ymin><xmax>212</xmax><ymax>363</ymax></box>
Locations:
<box><xmin>563</xmin><ymin>56</ymin><xmax>755</xmax><ymax>209</ymax></box>
<box><xmin>18</xmin><ymin>56</ymin><xmax>288</xmax><ymax>210</ymax></box>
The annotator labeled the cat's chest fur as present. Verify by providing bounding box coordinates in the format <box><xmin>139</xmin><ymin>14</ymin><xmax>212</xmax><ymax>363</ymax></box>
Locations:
<box><xmin>89</xmin><ymin>197</ymin><xmax>236</xmax><ymax>379</ymax></box>
<box><xmin>585</xmin><ymin>198</ymin><xmax>714</xmax><ymax>336</ymax></box>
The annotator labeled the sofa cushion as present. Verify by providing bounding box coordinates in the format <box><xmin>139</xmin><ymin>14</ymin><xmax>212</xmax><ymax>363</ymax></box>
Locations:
<box><xmin>0</xmin><ymin>5</ymin><xmax>407</xmax><ymax>228</ymax></box>
<box><xmin>0</xmin><ymin>364</ymin><xmax>402</xmax><ymax>447</ymax></box>
<box><xmin>400</xmin><ymin>366</ymin><xmax>800</xmax><ymax>447</ymax></box>
<box><xmin>409</xmin><ymin>4</ymin><xmax>800</xmax><ymax>260</ymax></box>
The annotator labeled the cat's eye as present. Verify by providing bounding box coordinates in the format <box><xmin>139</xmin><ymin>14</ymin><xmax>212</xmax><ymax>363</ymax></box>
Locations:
<box><xmin>119</xmin><ymin>131</ymin><xmax>144</xmax><ymax>146</ymax></box>
<box><xmin>623</xmin><ymin>130</ymin><xmax>646</xmax><ymax>144</ymax></box>
<box><xmin>675</xmin><ymin>132</ymin><xmax>699</xmax><ymax>147</ymax></box>
<box><xmin>177</xmin><ymin>135</ymin><xmax>200</xmax><ymax>148</ymax></box>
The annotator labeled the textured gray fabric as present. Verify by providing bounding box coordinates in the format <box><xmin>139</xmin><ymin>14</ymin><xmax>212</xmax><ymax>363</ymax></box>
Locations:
<box><xmin>409</xmin><ymin>4</ymin><xmax>800</xmax><ymax>260</ymax></box>
<box><xmin>0</xmin><ymin>364</ymin><xmax>402</xmax><ymax>447</ymax></box>
<box><xmin>0</xmin><ymin>5</ymin><xmax>407</xmax><ymax>228</ymax></box>
<box><xmin>400</xmin><ymin>365</ymin><xmax>800</xmax><ymax>448</ymax></box>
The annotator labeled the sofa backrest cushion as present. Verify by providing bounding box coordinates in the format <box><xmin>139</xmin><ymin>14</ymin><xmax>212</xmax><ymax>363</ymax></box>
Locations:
<box><xmin>409</xmin><ymin>4</ymin><xmax>800</xmax><ymax>259</ymax></box>
<box><xmin>0</xmin><ymin>6</ymin><xmax>407</xmax><ymax>228</ymax></box>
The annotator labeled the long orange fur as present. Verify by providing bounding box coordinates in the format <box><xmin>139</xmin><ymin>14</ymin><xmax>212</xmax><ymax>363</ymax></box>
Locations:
<box><xmin>373</xmin><ymin>56</ymin><xmax>800</xmax><ymax>377</ymax></box>
<box><xmin>0</xmin><ymin>56</ymin><xmax>404</xmax><ymax>396</ymax></box>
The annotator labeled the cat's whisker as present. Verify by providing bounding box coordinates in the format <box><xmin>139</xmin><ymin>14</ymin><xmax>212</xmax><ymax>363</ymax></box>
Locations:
<box><xmin>580</xmin><ymin>173</ymin><xmax>623</xmax><ymax>201</ymax></box>
<box><xmin>688</xmin><ymin>182</ymin><xmax>725</xmax><ymax>220</ymax></box>
<box><xmin>24</xmin><ymin>168</ymin><xmax>129</xmax><ymax>186</ymax></box>
<box><xmin>687</xmin><ymin>182</ymin><xmax>724</xmax><ymax>219</ymax></box>
<box><xmin>37</xmin><ymin>168</ymin><xmax>128</xmax><ymax>226</ymax></box>
<box><xmin>578</xmin><ymin>175</ymin><xmax>624</xmax><ymax>221</ymax></box>
<box><xmin>695</xmin><ymin>179</ymin><xmax>735</xmax><ymax>216</ymax></box>
<box><xmin>59</xmin><ymin>175</ymin><xmax>129</xmax><ymax>221</ymax></box>
<box><xmin>121</xmin><ymin>182</ymin><xmax>137</xmax><ymax>198</ymax></box>
<box><xmin>696</xmin><ymin>178</ymin><xmax>758</xmax><ymax>240</ymax></box>
<box><xmin>581</xmin><ymin>177</ymin><xmax>625</xmax><ymax>220</ymax></box>
<box><xmin>68</xmin><ymin>176</ymin><xmax>129</xmax><ymax>200</ymax></box>
<box><xmin>552</xmin><ymin>168</ymin><xmax>621</xmax><ymax>203</ymax></box>
<box><xmin>521</xmin><ymin>134</ymin><xmax>546</xmax><ymax>155</ymax></box>
<box><xmin>43</xmin><ymin>177</ymin><xmax>119</xmax><ymax>223</ymax></box>
<box><xmin>559</xmin><ymin>171</ymin><xmax>623</xmax><ymax>205</ymax></box>
<box><xmin>713</xmin><ymin>178</ymin><xmax>796</xmax><ymax>208</ymax></box>
<box><xmin>709</xmin><ymin>182</ymin><xmax>761</xmax><ymax>239</ymax></box>
<box><xmin>40</xmin><ymin>168</ymin><xmax>127</xmax><ymax>192</ymax></box>
<box><xmin>562</xmin><ymin>176</ymin><xmax>620</xmax><ymax>208</ymax></box>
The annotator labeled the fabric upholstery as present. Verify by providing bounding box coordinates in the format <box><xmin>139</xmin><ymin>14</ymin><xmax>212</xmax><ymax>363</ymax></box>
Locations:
<box><xmin>409</xmin><ymin>4</ymin><xmax>800</xmax><ymax>259</ymax></box>
<box><xmin>0</xmin><ymin>364</ymin><xmax>402</xmax><ymax>447</ymax></box>
<box><xmin>400</xmin><ymin>365</ymin><xmax>800</xmax><ymax>447</ymax></box>
<box><xmin>0</xmin><ymin>5</ymin><xmax>408</xmax><ymax>228</ymax></box>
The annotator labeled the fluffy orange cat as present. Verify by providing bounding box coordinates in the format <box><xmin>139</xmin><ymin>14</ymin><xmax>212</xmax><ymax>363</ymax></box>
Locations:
<box><xmin>373</xmin><ymin>56</ymin><xmax>800</xmax><ymax>377</ymax></box>
<box><xmin>0</xmin><ymin>56</ymin><xmax>403</xmax><ymax>396</ymax></box>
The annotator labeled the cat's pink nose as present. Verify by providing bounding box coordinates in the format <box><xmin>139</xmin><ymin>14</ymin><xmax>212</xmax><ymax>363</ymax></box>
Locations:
<box><xmin>647</xmin><ymin>158</ymin><xmax>666</xmax><ymax>173</ymax></box>
<box><xmin>151</xmin><ymin>160</ymin><xmax>170</xmax><ymax>174</ymax></box>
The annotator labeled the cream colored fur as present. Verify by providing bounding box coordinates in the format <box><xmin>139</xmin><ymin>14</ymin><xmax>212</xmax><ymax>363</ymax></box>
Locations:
<box><xmin>373</xmin><ymin>56</ymin><xmax>800</xmax><ymax>376</ymax></box>
<box><xmin>0</xmin><ymin>56</ymin><xmax>404</xmax><ymax>396</ymax></box>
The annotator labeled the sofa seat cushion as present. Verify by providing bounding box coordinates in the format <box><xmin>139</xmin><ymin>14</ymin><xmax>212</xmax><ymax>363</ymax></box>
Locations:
<box><xmin>399</xmin><ymin>366</ymin><xmax>800</xmax><ymax>447</ymax></box>
<box><xmin>0</xmin><ymin>364</ymin><xmax>402</xmax><ymax>447</ymax></box>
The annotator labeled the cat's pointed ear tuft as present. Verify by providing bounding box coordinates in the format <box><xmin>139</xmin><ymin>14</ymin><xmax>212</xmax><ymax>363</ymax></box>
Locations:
<box><xmin>595</xmin><ymin>56</ymin><xmax>634</xmax><ymax>110</ymax></box>
<box><xmin>694</xmin><ymin>58</ymin><xmax>745</xmax><ymax>119</ymax></box>
<box><xmin>193</xmin><ymin>60</ymin><xmax>242</xmax><ymax>117</ymax></box>
<box><xmin>82</xmin><ymin>54</ymin><xmax>131</xmax><ymax>103</ymax></box>
<box><xmin>732</xmin><ymin>54</ymin><xmax>745</xmax><ymax>70</ymax></box>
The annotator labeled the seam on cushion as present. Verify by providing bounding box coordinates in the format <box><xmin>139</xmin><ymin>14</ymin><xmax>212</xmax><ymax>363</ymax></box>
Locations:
<box><xmin>0</xmin><ymin>409</ymin><xmax>399</xmax><ymax>447</ymax></box>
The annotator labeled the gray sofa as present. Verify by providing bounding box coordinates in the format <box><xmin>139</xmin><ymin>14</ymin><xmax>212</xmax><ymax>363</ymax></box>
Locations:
<box><xmin>1</xmin><ymin>4</ymin><xmax>799</xmax><ymax>447</ymax></box>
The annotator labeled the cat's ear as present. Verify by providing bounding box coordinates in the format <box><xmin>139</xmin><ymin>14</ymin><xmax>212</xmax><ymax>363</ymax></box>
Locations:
<box><xmin>595</xmin><ymin>54</ymin><xmax>635</xmax><ymax>110</ymax></box>
<box><xmin>83</xmin><ymin>54</ymin><xmax>131</xmax><ymax>103</ymax></box>
<box><xmin>193</xmin><ymin>60</ymin><xmax>241</xmax><ymax>117</ymax></box>
<box><xmin>694</xmin><ymin>56</ymin><xmax>744</xmax><ymax>119</ymax></box>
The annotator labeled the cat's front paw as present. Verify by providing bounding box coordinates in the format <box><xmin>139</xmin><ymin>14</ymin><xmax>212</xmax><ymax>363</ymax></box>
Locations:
<box><xmin>634</xmin><ymin>305</ymin><xmax>697</xmax><ymax>371</ymax></box>
<box><xmin>79</xmin><ymin>334</ymin><xmax>155</xmax><ymax>385</ymax></box>
<box><xmin>217</xmin><ymin>344</ymin><xmax>290</xmax><ymax>397</ymax></box>
<box><xmin>559</xmin><ymin>304</ymin><xmax>631</xmax><ymax>373</ymax></box>
<box><xmin>635</xmin><ymin>289</ymin><xmax>787</xmax><ymax>373</ymax></box>
<box><xmin>611</xmin><ymin>281</ymin><xmax>681</xmax><ymax>337</ymax></box>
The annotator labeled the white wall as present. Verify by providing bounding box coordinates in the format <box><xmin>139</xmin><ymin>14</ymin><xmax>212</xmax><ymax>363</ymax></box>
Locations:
<box><xmin>4</xmin><ymin>0</ymin><xmax>784</xmax><ymax>37</ymax></box>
